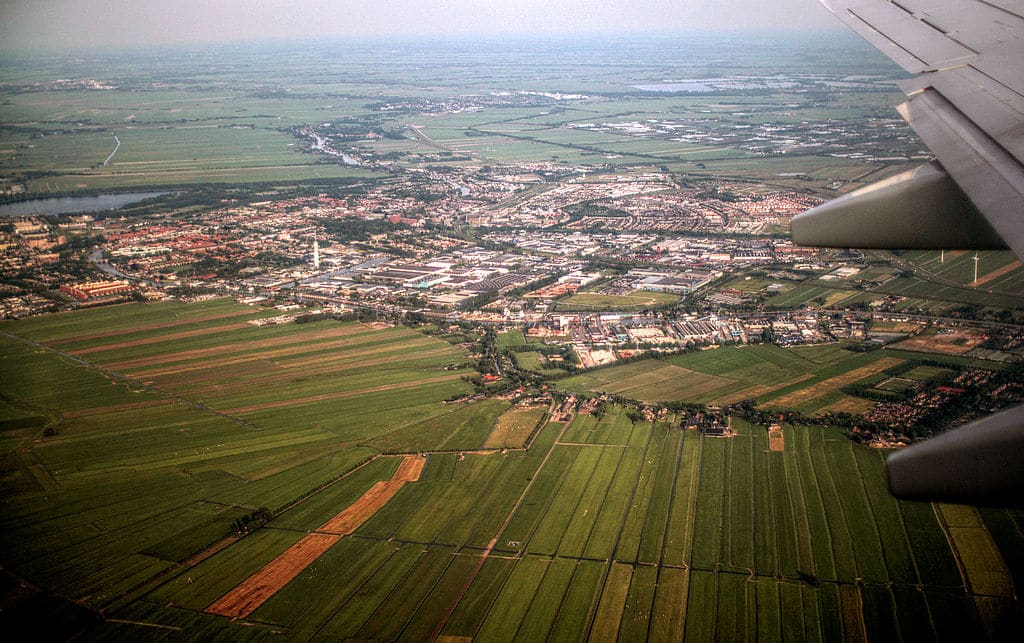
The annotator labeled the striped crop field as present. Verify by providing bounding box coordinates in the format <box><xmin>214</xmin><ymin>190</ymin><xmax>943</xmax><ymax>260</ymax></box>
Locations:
<box><xmin>0</xmin><ymin>300</ymin><xmax>1020</xmax><ymax>639</ymax></box>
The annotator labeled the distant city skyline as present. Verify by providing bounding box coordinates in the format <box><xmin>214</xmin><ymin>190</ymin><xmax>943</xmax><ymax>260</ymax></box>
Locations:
<box><xmin>0</xmin><ymin>0</ymin><xmax>843</xmax><ymax>51</ymax></box>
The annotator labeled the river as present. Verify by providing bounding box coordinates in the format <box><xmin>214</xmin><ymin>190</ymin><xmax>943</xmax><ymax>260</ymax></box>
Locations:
<box><xmin>311</xmin><ymin>134</ymin><xmax>361</xmax><ymax>166</ymax></box>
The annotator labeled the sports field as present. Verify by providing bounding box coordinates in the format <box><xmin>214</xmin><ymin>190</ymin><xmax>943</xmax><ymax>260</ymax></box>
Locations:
<box><xmin>1</xmin><ymin>301</ymin><xmax>1020</xmax><ymax>639</ymax></box>
<box><xmin>556</xmin><ymin>291</ymin><xmax>679</xmax><ymax>311</ymax></box>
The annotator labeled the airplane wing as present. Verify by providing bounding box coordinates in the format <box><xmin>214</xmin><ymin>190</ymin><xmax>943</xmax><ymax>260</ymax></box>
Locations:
<box><xmin>792</xmin><ymin>0</ymin><xmax>1024</xmax><ymax>255</ymax></box>
<box><xmin>790</xmin><ymin>0</ymin><xmax>1024</xmax><ymax>504</ymax></box>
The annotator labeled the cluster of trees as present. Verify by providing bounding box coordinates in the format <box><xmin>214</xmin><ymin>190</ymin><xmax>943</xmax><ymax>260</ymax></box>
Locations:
<box><xmin>461</xmin><ymin>329</ymin><xmax>564</xmax><ymax>395</ymax></box>
<box><xmin>230</xmin><ymin>507</ymin><xmax>273</xmax><ymax>536</ymax></box>
<box><xmin>625</xmin><ymin>409</ymin><xmax>648</xmax><ymax>423</ymax></box>
<box><xmin>723</xmin><ymin>361</ymin><xmax>1024</xmax><ymax>442</ymax></box>
<box><xmin>503</xmin><ymin>342</ymin><xmax>579</xmax><ymax>373</ymax></box>
<box><xmin>506</xmin><ymin>273</ymin><xmax>560</xmax><ymax>299</ymax></box>
<box><xmin>53</xmin><ymin>234</ymin><xmax>106</xmax><ymax>254</ymax></box>
<box><xmin>321</xmin><ymin>216</ymin><xmax>407</xmax><ymax>242</ymax></box>
<box><xmin>908</xmin><ymin>363</ymin><xmax>1024</xmax><ymax>437</ymax></box>
<box><xmin>458</xmin><ymin>290</ymin><xmax>500</xmax><ymax>312</ymax></box>
<box><xmin>839</xmin><ymin>384</ymin><xmax>910</xmax><ymax>403</ymax></box>
<box><xmin>724</xmin><ymin>398</ymin><xmax>874</xmax><ymax>434</ymax></box>
<box><xmin>294</xmin><ymin>311</ymin><xmax>355</xmax><ymax>324</ymax></box>
<box><xmin>981</xmin><ymin>330</ymin><xmax>1021</xmax><ymax>350</ymax></box>
<box><xmin>563</xmin><ymin>203</ymin><xmax>630</xmax><ymax>219</ymax></box>
<box><xmin>390</xmin><ymin>187</ymin><xmax>447</xmax><ymax>203</ymax></box>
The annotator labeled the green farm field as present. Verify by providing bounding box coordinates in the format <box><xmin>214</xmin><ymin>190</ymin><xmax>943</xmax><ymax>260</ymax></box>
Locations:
<box><xmin>2</xmin><ymin>301</ymin><xmax>1021</xmax><ymax>639</ymax></box>
<box><xmin>560</xmin><ymin>343</ymin><xmax>857</xmax><ymax>409</ymax></box>
<box><xmin>558</xmin><ymin>343</ymin><xmax>1005</xmax><ymax>415</ymax></box>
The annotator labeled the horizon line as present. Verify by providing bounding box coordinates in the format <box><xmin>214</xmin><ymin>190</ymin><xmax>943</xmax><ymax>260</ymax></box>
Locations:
<box><xmin>0</xmin><ymin>27</ymin><xmax>859</xmax><ymax>57</ymax></box>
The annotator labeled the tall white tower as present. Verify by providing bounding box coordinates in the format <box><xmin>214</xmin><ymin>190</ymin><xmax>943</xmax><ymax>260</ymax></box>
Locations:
<box><xmin>313</xmin><ymin>235</ymin><xmax>321</xmax><ymax>271</ymax></box>
<box><xmin>973</xmin><ymin>252</ymin><xmax>980</xmax><ymax>284</ymax></box>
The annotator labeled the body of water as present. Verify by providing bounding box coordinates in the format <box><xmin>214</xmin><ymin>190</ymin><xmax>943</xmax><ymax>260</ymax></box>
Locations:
<box><xmin>0</xmin><ymin>192</ymin><xmax>168</xmax><ymax>217</ymax></box>
<box><xmin>635</xmin><ymin>77</ymin><xmax>799</xmax><ymax>93</ymax></box>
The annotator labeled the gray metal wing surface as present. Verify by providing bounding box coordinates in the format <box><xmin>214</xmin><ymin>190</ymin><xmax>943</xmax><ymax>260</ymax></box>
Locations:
<box><xmin>792</xmin><ymin>0</ymin><xmax>1024</xmax><ymax>256</ymax></box>
<box><xmin>791</xmin><ymin>0</ymin><xmax>1024</xmax><ymax>505</ymax></box>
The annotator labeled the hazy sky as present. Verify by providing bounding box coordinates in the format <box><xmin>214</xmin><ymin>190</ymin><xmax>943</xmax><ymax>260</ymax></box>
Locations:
<box><xmin>0</xmin><ymin>1</ymin><xmax>843</xmax><ymax>50</ymax></box>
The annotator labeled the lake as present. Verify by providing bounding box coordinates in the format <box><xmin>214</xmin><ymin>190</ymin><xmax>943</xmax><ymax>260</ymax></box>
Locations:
<box><xmin>0</xmin><ymin>192</ymin><xmax>169</xmax><ymax>217</ymax></box>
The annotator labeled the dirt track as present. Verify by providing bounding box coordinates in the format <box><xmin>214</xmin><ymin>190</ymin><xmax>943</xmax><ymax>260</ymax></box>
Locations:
<box><xmin>716</xmin><ymin>374</ymin><xmax>814</xmax><ymax>406</ymax></box>
<box><xmin>767</xmin><ymin>358</ymin><xmax>902</xmax><ymax>409</ymax></box>
<box><xmin>205</xmin><ymin>456</ymin><xmax>425</xmax><ymax>619</ymax></box>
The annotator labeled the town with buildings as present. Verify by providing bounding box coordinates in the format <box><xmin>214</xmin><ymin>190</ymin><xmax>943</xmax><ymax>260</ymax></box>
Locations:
<box><xmin>2</xmin><ymin>64</ymin><xmax>1022</xmax><ymax>449</ymax></box>
<box><xmin>4</xmin><ymin>166</ymin><xmax>1021</xmax><ymax>367</ymax></box>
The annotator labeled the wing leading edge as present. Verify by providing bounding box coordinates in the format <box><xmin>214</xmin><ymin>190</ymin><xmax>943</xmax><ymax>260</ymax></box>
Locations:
<box><xmin>792</xmin><ymin>0</ymin><xmax>1024</xmax><ymax>505</ymax></box>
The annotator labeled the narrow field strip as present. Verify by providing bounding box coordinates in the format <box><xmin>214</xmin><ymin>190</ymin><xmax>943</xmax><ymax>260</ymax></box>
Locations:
<box><xmin>122</xmin><ymin>328</ymin><xmax>413</xmax><ymax>378</ymax></box>
<box><xmin>158</xmin><ymin>344</ymin><xmax>453</xmax><ymax>394</ymax></box>
<box><xmin>219</xmin><ymin>373</ymin><xmax>465</xmax><ymax>414</ymax></box>
<box><xmin>318</xmin><ymin>457</ymin><xmax>426</xmax><ymax>535</ymax></box>
<box><xmin>269</xmin><ymin>337</ymin><xmax>443</xmax><ymax>369</ymax></box>
<box><xmin>68</xmin><ymin>323</ymin><xmax>250</xmax><ymax>355</ymax></box>
<box><xmin>47</xmin><ymin>309</ymin><xmax>260</xmax><ymax>345</ymax></box>
<box><xmin>106</xmin><ymin>326</ymin><xmax>377</xmax><ymax>371</ymax></box>
<box><xmin>716</xmin><ymin>374</ymin><xmax>815</xmax><ymax>406</ymax></box>
<box><xmin>204</xmin><ymin>533</ymin><xmax>342</xmax><ymax>618</ymax></box>
<box><xmin>206</xmin><ymin>456</ymin><xmax>425</xmax><ymax>619</ymax></box>
<box><xmin>62</xmin><ymin>399</ymin><xmax>176</xmax><ymax>418</ymax></box>
<box><xmin>936</xmin><ymin>504</ymin><xmax>1014</xmax><ymax>598</ymax></box>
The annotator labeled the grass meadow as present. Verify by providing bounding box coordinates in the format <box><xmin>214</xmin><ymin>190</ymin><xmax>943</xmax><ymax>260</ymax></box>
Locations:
<box><xmin>558</xmin><ymin>342</ymin><xmax>1003</xmax><ymax>415</ymax></box>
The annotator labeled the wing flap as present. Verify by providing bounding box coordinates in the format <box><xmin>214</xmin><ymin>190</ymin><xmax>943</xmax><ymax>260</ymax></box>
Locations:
<box><xmin>901</xmin><ymin>66</ymin><xmax>1024</xmax><ymax>163</ymax></box>
<box><xmin>899</xmin><ymin>88</ymin><xmax>1024</xmax><ymax>256</ymax></box>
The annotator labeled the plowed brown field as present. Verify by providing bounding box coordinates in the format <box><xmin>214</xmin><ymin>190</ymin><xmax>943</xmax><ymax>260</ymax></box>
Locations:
<box><xmin>205</xmin><ymin>455</ymin><xmax>426</xmax><ymax>619</ymax></box>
